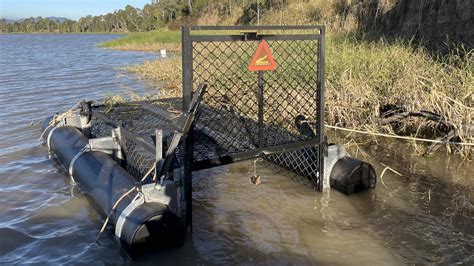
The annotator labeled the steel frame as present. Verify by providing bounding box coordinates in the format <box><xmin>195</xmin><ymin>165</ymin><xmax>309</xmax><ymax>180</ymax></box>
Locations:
<box><xmin>181</xmin><ymin>25</ymin><xmax>326</xmax><ymax>228</ymax></box>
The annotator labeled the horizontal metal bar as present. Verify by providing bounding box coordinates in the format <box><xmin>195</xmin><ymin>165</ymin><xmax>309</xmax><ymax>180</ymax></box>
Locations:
<box><xmin>264</xmin><ymin>35</ymin><xmax>321</xmax><ymax>41</ymax></box>
<box><xmin>192</xmin><ymin>150</ymin><xmax>260</xmax><ymax>171</ymax></box>
<box><xmin>190</xmin><ymin>34</ymin><xmax>320</xmax><ymax>43</ymax></box>
<box><xmin>261</xmin><ymin>138</ymin><xmax>320</xmax><ymax>155</ymax></box>
<box><xmin>136</xmin><ymin>101</ymin><xmax>175</xmax><ymax>121</ymax></box>
<box><xmin>190</xmin><ymin>35</ymin><xmax>244</xmax><ymax>42</ymax></box>
<box><xmin>191</xmin><ymin>138</ymin><xmax>320</xmax><ymax>171</ymax></box>
<box><xmin>189</xmin><ymin>25</ymin><xmax>323</xmax><ymax>31</ymax></box>
<box><xmin>92</xmin><ymin>111</ymin><xmax>156</xmax><ymax>154</ymax></box>
<box><xmin>136</xmin><ymin>101</ymin><xmax>181</xmax><ymax>132</ymax></box>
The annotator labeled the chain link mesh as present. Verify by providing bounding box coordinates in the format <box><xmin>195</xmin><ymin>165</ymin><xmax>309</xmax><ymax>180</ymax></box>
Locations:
<box><xmin>88</xmin><ymin>27</ymin><xmax>324</xmax><ymax>189</ymax></box>
<box><xmin>90</xmin><ymin>100</ymin><xmax>182</xmax><ymax>183</ymax></box>
<box><xmin>189</xmin><ymin>29</ymin><xmax>323</xmax><ymax>187</ymax></box>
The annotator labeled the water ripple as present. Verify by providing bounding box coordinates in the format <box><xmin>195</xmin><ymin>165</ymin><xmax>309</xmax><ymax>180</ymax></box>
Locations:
<box><xmin>0</xmin><ymin>34</ymin><xmax>157</xmax><ymax>264</ymax></box>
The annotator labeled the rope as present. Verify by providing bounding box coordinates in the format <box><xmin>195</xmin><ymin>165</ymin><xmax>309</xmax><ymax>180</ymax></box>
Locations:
<box><xmin>68</xmin><ymin>144</ymin><xmax>91</xmax><ymax>184</ymax></box>
<box><xmin>39</xmin><ymin>102</ymin><xmax>80</xmax><ymax>141</ymax></box>
<box><xmin>46</xmin><ymin>122</ymin><xmax>63</xmax><ymax>150</ymax></box>
<box><xmin>325</xmin><ymin>125</ymin><xmax>474</xmax><ymax>146</ymax></box>
<box><xmin>93</xmin><ymin>164</ymin><xmax>156</xmax><ymax>244</ymax></box>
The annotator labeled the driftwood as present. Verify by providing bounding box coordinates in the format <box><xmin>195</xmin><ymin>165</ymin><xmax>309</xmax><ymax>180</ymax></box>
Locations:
<box><xmin>379</xmin><ymin>107</ymin><xmax>473</xmax><ymax>155</ymax></box>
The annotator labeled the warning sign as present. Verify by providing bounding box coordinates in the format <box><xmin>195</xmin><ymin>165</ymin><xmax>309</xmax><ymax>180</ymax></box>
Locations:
<box><xmin>248</xmin><ymin>40</ymin><xmax>277</xmax><ymax>72</ymax></box>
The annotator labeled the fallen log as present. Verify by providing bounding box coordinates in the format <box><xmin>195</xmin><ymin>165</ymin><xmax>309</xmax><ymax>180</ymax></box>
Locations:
<box><xmin>378</xmin><ymin>106</ymin><xmax>473</xmax><ymax>155</ymax></box>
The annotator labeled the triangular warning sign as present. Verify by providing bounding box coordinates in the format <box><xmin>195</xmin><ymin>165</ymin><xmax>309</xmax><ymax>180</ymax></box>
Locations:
<box><xmin>248</xmin><ymin>40</ymin><xmax>277</xmax><ymax>72</ymax></box>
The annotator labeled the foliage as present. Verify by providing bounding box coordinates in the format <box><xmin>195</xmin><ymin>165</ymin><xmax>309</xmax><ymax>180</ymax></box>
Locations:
<box><xmin>3</xmin><ymin>0</ymin><xmax>471</xmax><ymax>155</ymax></box>
<box><xmin>123</xmin><ymin>32</ymin><xmax>473</xmax><ymax>156</ymax></box>
<box><xmin>0</xmin><ymin>0</ymin><xmax>287</xmax><ymax>33</ymax></box>
<box><xmin>237</xmin><ymin>0</ymin><xmax>286</xmax><ymax>25</ymax></box>
<box><xmin>0</xmin><ymin>4</ymin><xmax>165</xmax><ymax>33</ymax></box>
<box><xmin>100</xmin><ymin>30</ymin><xmax>181</xmax><ymax>51</ymax></box>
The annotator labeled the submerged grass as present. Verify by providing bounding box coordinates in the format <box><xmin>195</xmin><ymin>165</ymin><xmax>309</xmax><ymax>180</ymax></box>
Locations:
<box><xmin>326</xmin><ymin>34</ymin><xmax>473</xmax><ymax>157</ymax></box>
<box><xmin>127</xmin><ymin>56</ymin><xmax>182</xmax><ymax>98</ymax></box>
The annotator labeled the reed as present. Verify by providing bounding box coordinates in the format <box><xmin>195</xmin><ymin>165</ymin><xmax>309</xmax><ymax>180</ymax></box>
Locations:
<box><xmin>126</xmin><ymin>56</ymin><xmax>182</xmax><ymax>98</ymax></box>
<box><xmin>100</xmin><ymin>30</ymin><xmax>181</xmax><ymax>52</ymax></box>
<box><xmin>123</xmin><ymin>32</ymin><xmax>472</xmax><ymax>156</ymax></box>
<box><xmin>325</xmin><ymin>34</ymin><xmax>472</xmax><ymax>156</ymax></box>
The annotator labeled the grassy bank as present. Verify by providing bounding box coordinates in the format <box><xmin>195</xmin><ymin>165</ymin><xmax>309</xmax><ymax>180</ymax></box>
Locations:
<box><xmin>324</xmin><ymin>35</ymin><xmax>472</xmax><ymax>156</ymax></box>
<box><xmin>100</xmin><ymin>30</ymin><xmax>181</xmax><ymax>52</ymax></box>
<box><xmin>0</xmin><ymin>32</ymin><xmax>121</xmax><ymax>35</ymax></box>
<box><xmin>103</xmin><ymin>30</ymin><xmax>473</xmax><ymax>157</ymax></box>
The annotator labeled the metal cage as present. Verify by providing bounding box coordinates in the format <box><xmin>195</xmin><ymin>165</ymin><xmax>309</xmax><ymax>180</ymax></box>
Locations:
<box><xmin>182</xmin><ymin>26</ymin><xmax>326</xmax><ymax>193</ymax></box>
<box><xmin>89</xmin><ymin>26</ymin><xmax>326</xmax><ymax>229</ymax></box>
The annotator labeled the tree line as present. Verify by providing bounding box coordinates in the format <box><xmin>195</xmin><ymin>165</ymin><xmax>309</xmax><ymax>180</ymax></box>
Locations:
<box><xmin>0</xmin><ymin>0</ymin><xmax>286</xmax><ymax>33</ymax></box>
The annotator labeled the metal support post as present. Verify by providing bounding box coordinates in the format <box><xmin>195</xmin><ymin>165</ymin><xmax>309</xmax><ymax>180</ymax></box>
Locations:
<box><xmin>181</xmin><ymin>26</ymin><xmax>194</xmax><ymax>229</ymax></box>
<box><xmin>316</xmin><ymin>27</ymin><xmax>326</xmax><ymax>192</ymax></box>
<box><xmin>257</xmin><ymin>71</ymin><xmax>264</xmax><ymax>148</ymax></box>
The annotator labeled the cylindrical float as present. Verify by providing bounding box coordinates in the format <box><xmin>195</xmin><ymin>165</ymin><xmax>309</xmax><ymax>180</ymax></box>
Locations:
<box><xmin>324</xmin><ymin>144</ymin><xmax>377</xmax><ymax>195</ymax></box>
<box><xmin>42</xmin><ymin>121</ymin><xmax>184</xmax><ymax>255</ymax></box>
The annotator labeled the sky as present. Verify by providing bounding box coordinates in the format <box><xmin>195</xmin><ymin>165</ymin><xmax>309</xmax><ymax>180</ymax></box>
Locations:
<box><xmin>0</xmin><ymin>0</ymin><xmax>151</xmax><ymax>20</ymax></box>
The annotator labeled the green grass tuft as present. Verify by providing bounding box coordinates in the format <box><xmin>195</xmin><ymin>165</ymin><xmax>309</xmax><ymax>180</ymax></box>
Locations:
<box><xmin>100</xmin><ymin>30</ymin><xmax>181</xmax><ymax>51</ymax></box>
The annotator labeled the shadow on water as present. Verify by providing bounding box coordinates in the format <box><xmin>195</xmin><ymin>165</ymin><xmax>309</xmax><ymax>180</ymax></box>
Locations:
<box><xmin>0</xmin><ymin>34</ymin><xmax>156</xmax><ymax>264</ymax></box>
<box><xmin>135</xmin><ymin>134</ymin><xmax>473</xmax><ymax>264</ymax></box>
<box><xmin>3</xmin><ymin>124</ymin><xmax>471</xmax><ymax>264</ymax></box>
<box><xmin>337</xmin><ymin>135</ymin><xmax>473</xmax><ymax>263</ymax></box>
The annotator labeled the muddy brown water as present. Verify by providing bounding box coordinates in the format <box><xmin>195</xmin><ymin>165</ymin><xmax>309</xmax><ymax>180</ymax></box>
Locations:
<box><xmin>0</xmin><ymin>34</ymin><xmax>473</xmax><ymax>264</ymax></box>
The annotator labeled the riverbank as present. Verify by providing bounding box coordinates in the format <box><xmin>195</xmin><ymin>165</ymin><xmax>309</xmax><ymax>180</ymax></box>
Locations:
<box><xmin>99</xmin><ymin>30</ymin><xmax>181</xmax><ymax>52</ymax></box>
<box><xmin>0</xmin><ymin>32</ymin><xmax>122</xmax><ymax>35</ymax></box>
<box><xmin>102</xmin><ymin>30</ymin><xmax>473</xmax><ymax>157</ymax></box>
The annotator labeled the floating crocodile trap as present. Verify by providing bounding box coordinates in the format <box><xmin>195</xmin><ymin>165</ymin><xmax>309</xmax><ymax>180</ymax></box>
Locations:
<box><xmin>42</xmin><ymin>26</ymin><xmax>375</xmax><ymax>255</ymax></box>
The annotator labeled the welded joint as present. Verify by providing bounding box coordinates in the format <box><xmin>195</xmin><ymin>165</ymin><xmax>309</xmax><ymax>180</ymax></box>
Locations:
<box><xmin>323</xmin><ymin>144</ymin><xmax>349</xmax><ymax>189</ymax></box>
<box><xmin>144</xmin><ymin>180</ymin><xmax>179</xmax><ymax>214</ymax></box>
<box><xmin>87</xmin><ymin>128</ymin><xmax>124</xmax><ymax>161</ymax></box>
<box><xmin>51</xmin><ymin>113</ymin><xmax>88</xmax><ymax>133</ymax></box>
<box><xmin>60</xmin><ymin>115</ymin><xmax>82</xmax><ymax>128</ymax></box>
<box><xmin>79</xmin><ymin>115</ymin><xmax>92</xmax><ymax>137</ymax></box>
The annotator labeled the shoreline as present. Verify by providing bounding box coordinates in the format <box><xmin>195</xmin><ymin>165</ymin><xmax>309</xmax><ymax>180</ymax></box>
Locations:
<box><xmin>0</xmin><ymin>32</ymin><xmax>125</xmax><ymax>35</ymax></box>
<box><xmin>103</xmin><ymin>31</ymin><xmax>473</xmax><ymax>158</ymax></box>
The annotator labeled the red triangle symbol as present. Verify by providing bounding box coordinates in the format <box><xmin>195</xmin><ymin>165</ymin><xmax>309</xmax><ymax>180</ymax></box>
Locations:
<box><xmin>248</xmin><ymin>40</ymin><xmax>277</xmax><ymax>72</ymax></box>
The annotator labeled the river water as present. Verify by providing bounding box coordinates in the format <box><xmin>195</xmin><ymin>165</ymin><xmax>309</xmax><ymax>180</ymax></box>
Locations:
<box><xmin>0</xmin><ymin>34</ymin><xmax>472</xmax><ymax>264</ymax></box>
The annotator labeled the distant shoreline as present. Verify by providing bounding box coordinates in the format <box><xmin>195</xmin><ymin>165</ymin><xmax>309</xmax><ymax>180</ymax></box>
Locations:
<box><xmin>0</xmin><ymin>32</ymin><xmax>125</xmax><ymax>35</ymax></box>
<box><xmin>99</xmin><ymin>31</ymin><xmax>181</xmax><ymax>52</ymax></box>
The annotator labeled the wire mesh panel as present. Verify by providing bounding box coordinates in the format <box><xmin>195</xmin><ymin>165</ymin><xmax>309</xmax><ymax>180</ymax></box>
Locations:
<box><xmin>183</xmin><ymin>26</ymin><xmax>326</xmax><ymax>190</ymax></box>
<box><xmin>90</xmin><ymin>100</ymin><xmax>182</xmax><ymax>184</ymax></box>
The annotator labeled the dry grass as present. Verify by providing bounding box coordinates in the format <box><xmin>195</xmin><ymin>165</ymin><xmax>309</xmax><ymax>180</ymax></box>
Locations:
<box><xmin>127</xmin><ymin>57</ymin><xmax>182</xmax><ymax>98</ymax></box>
<box><xmin>325</xmin><ymin>34</ymin><xmax>473</xmax><ymax>156</ymax></box>
<box><xmin>262</xmin><ymin>0</ymin><xmax>333</xmax><ymax>25</ymax></box>
<box><xmin>124</xmin><ymin>33</ymin><xmax>472</xmax><ymax>156</ymax></box>
<box><xmin>106</xmin><ymin>42</ymin><xmax>181</xmax><ymax>52</ymax></box>
<box><xmin>196</xmin><ymin>8</ymin><xmax>221</xmax><ymax>25</ymax></box>
<box><xmin>103</xmin><ymin>0</ymin><xmax>473</xmax><ymax>157</ymax></box>
<box><xmin>261</xmin><ymin>0</ymin><xmax>358</xmax><ymax>32</ymax></box>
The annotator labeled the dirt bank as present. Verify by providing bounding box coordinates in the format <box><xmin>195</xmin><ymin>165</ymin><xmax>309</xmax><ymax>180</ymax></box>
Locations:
<box><xmin>352</xmin><ymin>0</ymin><xmax>473</xmax><ymax>50</ymax></box>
